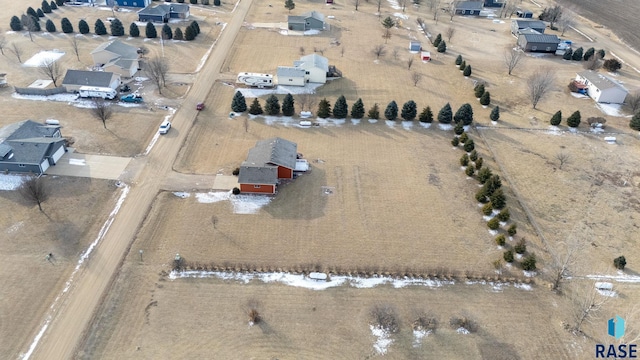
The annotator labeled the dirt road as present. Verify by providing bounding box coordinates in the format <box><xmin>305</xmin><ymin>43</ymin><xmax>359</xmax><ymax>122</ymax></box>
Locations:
<box><xmin>22</xmin><ymin>1</ymin><xmax>255</xmax><ymax>359</ymax></box>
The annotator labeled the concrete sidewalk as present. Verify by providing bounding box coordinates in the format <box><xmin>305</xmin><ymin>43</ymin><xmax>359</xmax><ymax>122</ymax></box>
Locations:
<box><xmin>45</xmin><ymin>151</ymin><xmax>132</xmax><ymax>180</ymax></box>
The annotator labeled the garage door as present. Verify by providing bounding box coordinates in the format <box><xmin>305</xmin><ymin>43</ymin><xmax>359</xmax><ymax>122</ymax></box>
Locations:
<box><xmin>51</xmin><ymin>144</ymin><xmax>65</xmax><ymax>164</ymax></box>
<box><xmin>40</xmin><ymin>159</ymin><xmax>50</xmax><ymax>173</ymax></box>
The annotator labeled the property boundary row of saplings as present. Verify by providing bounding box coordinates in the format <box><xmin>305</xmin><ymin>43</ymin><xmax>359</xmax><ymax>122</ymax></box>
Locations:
<box><xmin>9</xmin><ymin>5</ymin><xmax>202</xmax><ymax>41</ymax></box>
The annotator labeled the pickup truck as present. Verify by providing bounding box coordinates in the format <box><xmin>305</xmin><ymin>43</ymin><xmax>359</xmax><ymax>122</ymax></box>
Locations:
<box><xmin>120</xmin><ymin>94</ymin><xmax>143</xmax><ymax>103</ymax></box>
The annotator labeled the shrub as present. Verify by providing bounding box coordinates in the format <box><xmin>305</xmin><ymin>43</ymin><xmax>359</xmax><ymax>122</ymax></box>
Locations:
<box><xmin>479</xmin><ymin>91</ymin><xmax>490</xmax><ymax>106</ymax></box>
<box><xmin>496</xmin><ymin>208</ymin><xmax>510</xmax><ymax>222</ymax></box>
<box><xmin>603</xmin><ymin>58</ymin><xmax>622</xmax><ymax>72</ymax></box>
<box><xmin>190</xmin><ymin>0</ymin><xmax>198</xmax><ymax>3</ymax></box>
<box><xmin>597</xmin><ymin>49</ymin><xmax>606</xmax><ymax>59</ymax></box>
<box><xmin>463</xmin><ymin>65</ymin><xmax>472</xmax><ymax>77</ymax></box>
<box><xmin>476</xmin><ymin>167</ymin><xmax>492</xmax><ymax>184</ymax></box>
<box><xmin>465</xmin><ymin>165</ymin><xmax>475</xmax><ymax>177</ymax></box>
<box><xmin>333</xmin><ymin>95</ymin><xmax>348</xmax><ymax>118</ymax></box>
<box><xmin>490</xmin><ymin>106</ymin><xmax>500</xmax><ymax>122</ymax></box>
<box><xmin>507</xmin><ymin>223</ymin><xmax>517</xmax><ymax>236</ymax></box>
<box><xmin>550</xmin><ymin>110</ymin><xmax>561</xmax><ymax>126</ymax></box>
<box><xmin>282</xmin><ymin>94</ymin><xmax>295</xmax><ymax>116</ymax></box>
<box><xmin>503</xmin><ymin>249</ymin><xmax>514</xmax><ymax>263</ymax></box>
<box><xmin>367</xmin><ymin>103</ymin><xmax>380</xmax><ymax>120</ymax></box>
<box><xmin>248</xmin><ymin>98</ymin><xmax>263</xmax><ymax>115</ymax></box>
<box><xmin>454</xmin><ymin>123</ymin><xmax>465</xmax><ymax>135</ymax></box>
<box><xmin>567</xmin><ymin>110</ymin><xmax>581</xmax><ymax>128</ymax></box>
<box><xmin>370</xmin><ymin>305</ymin><xmax>400</xmax><ymax>333</ymax></box>
<box><xmin>514</xmin><ymin>239</ymin><xmax>526</xmax><ymax>254</ymax></box>
<box><xmin>418</xmin><ymin>106</ymin><xmax>433</xmax><ymax>123</ymax></box>
<box><xmin>78</xmin><ymin>19</ymin><xmax>89</xmax><ymax>34</ymax></box>
<box><xmin>449</xmin><ymin>316</ymin><xmax>478</xmax><ymax>333</ymax></box>
<box><xmin>614</xmin><ymin>256</ymin><xmax>627</xmax><ymax>270</ymax></box>
<box><xmin>384</xmin><ymin>101</ymin><xmax>398</xmax><ymax>120</ymax></box>
<box><xmin>459</xmin><ymin>132</ymin><xmax>469</xmax><ymax>143</ymax></box>
<box><xmin>460</xmin><ymin>154</ymin><xmax>469</xmax><ymax>167</ymax></box>
<box><xmin>264</xmin><ymin>94</ymin><xmax>280</xmax><ymax>115</ymax></box>
<box><xmin>490</xmin><ymin>188</ymin><xmax>506</xmax><ymax>209</ymax></box>
<box><xmin>455</xmin><ymin>54</ymin><xmax>462</xmax><ymax>65</ymax></box>
<box><xmin>495</xmin><ymin>234</ymin><xmax>506</xmax><ymax>247</ymax></box>
<box><xmin>61</xmin><ymin>17</ymin><xmax>73</xmax><ymax>33</ymax></box>
<box><xmin>474</xmin><ymin>83</ymin><xmax>485</xmax><ymax>98</ymax></box>
<box><xmin>487</xmin><ymin>218</ymin><xmax>500</xmax><ymax>230</ymax></box>
<box><xmin>232</xmin><ymin>167</ymin><xmax>240</xmax><ymax>176</ymax></box>
<box><xmin>583</xmin><ymin>47</ymin><xmax>595</xmax><ymax>61</ymax></box>
<box><xmin>10</xmin><ymin>16</ymin><xmax>23</xmax><ymax>31</ymax></box>
<box><xmin>95</xmin><ymin>19</ymin><xmax>107</xmax><ymax>35</ymax></box>
<box><xmin>463</xmin><ymin>139</ymin><xmax>475</xmax><ymax>152</ymax></box>
<box><xmin>630</xmin><ymin>112</ymin><xmax>640</xmax><ymax>131</ymax></box>
<box><xmin>232</xmin><ymin>187</ymin><xmax>241</xmax><ymax>195</ymax></box>
<box><xmin>317</xmin><ymin>98</ymin><xmax>331</xmax><ymax>118</ymax></box>
<box><xmin>451</xmin><ymin>137</ymin><xmax>459</xmax><ymax>146</ymax></box>
<box><xmin>214</xmin><ymin>0</ymin><xmax>221</xmax><ymax>5</ymax></box>
<box><xmin>481</xmin><ymin>203</ymin><xmax>492</xmax><ymax>216</ymax></box>
<box><xmin>475</xmin><ymin>157</ymin><xmax>483</xmax><ymax>170</ymax></box>
<box><xmin>469</xmin><ymin>150</ymin><xmax>478</xmax><ymax>162</ymax></box>
<box><xmin>522</xmin><ymin>253</ymin><xmax>537</xmax><ymax>271</ymax></box>
<box><xmin>248</xmin><ymin>308</ymin><xmax>260</xmax><ymax>324</ymax></box>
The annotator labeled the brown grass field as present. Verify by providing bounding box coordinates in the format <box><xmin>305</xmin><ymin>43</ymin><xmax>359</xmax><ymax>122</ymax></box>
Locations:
<box><xmin>3</xmin><ymin>0</ymin><xmax>640</xmax><ymax>358</ymax></box>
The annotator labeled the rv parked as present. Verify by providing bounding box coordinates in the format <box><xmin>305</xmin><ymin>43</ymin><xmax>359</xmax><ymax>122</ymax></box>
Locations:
<box><xmin>78</xmin><ymin>86</ymin><xmax>117</xmax><ymax>100</ymax></box>
<box><xmin>236</xmin><ymin>72</ymin><xmax>274</xmax><ymax>88</ymax></box>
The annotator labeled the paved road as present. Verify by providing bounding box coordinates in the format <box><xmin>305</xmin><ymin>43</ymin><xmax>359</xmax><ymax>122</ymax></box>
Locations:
<box><xmin>24</xmin><ymin>0</ymin><xmax>255</xmax><ymax>358</ymax></box>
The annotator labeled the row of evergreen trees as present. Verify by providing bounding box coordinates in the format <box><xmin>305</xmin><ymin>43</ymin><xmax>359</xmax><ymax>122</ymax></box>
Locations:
<box><xmin>451</xmin><ymin>129</ymin><xmax>536</xmax><ymax>272</ymax></box>
<box><xmin>549</xmin><ymin>110</ymin><xmax>581</xmax><ymax>128</ymax></box>
<box><xmin>454</xmin><ymin>54</ymin><xmax>472</xmax><ymax>77</ymax></box>
<box><xmin>562</xmin><ymin>47</ymin><xmax>605</xmax><ymax>62</ymax></box>
<box><xmin>432</xmin><ymin>33</ymin><xmax>446</xmax><ymax>53</ymax></box>
<box><xmin>10</xmin><ymin>1</ymin><xmax>64</xmax><ymax>32</ymax></box>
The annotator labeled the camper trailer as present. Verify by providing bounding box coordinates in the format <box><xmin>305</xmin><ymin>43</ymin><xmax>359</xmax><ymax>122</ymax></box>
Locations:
<box><xmin>236</xmin><ymin>73</ymin><xmax>275</xmax><ymax>88</ymax></box>
<box><xmin>78</xmin><ymin>86</ymin><xmax>117</xmax><ymax>100</ymax></box>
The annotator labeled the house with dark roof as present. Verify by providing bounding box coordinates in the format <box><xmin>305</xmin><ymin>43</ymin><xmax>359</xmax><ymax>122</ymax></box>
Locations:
<box><xmin>110</xmin><ymin>0</ymin><xmax>151</xmax><ymax>7</ymax></box>
<box><xmin>0</xmin><ymin>120</ymin><xmax>66</xmax><ymax>175</ymax></box>
<box><xmin>517</xmin><ymin>33</ymin><xmax>560</xmax><ymax>52</ymax></box>
<box><xmin>484</xmin><ymin>0</ymin><xmax>504</xmax><ymax>8</ymax></box>
<box><xmin>575</xmin><ymin>71</ymin><xmax>629</xmax><ymax>104</ymax></box>
<box><xmin>287</xmin><ymin>11</ymin><xmax>325</xmax><ymax>31</ymax></box>
<box><xmin>138</xmin><ymin>3</ymin><xmax>190</xmax><ymax>23</ymax></box>
<box><xmin>90</xmin><ymin>40</ymin><xmax>140</xmax><ymax>78</ymax></box>
<box><xmin>511</xmin><ymin>19</ymin><xmax>546</xmax><ymax>35</ymax></box>
<box><xmin>452</xmin><ymin>1</ymin><xmax>483</xmax><ymax>15</ymax></box>
<box><xmin>238</xmin><ymin>138</ymin><xmax>298</xmax><ymax>194</ymax></box>
<box><xmin>62</xmin><ymin>70</ymin><xmax>121</xmax><ymax>92</ymax></box>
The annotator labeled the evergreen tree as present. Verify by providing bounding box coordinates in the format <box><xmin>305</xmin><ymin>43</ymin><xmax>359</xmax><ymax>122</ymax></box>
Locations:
<box><xmin>514</xmin><ymin>238</ymin><xmax>526</xmax><ymax>254</ymax></box>
<box><xmin>490</xmin><ymin>106</ymin><xmax>500</xmax><ymax>122</ymax></box>
<box><xmin>459</xmin><ymin>132</ymin><xmax>469</xmax><ymax>143</ymax></box>
<box><xmin>508</xmin><ymin>224</ymin><xmax>517</xmax><ymax>236</ymax></box>
<box><xmin>459</xmin><ymin>60</ymin><xmax>466</xmax><ymax>71</ymax></box>
<box><xmin>597</xmin><ymin>49</ymin><xmax>605</xmax><ymax>59</ymax></box>
<box><xmin>497</xmin><ymin>208</ymin><xmax>510</xmax><ymax>222</ymax></box>
<box><xmin>10</xmin><ymin>16</ymin><xmax>23</xmax><ymax>31</ymax></box>
<box><xmin>145</xmin><ymin>22</ymin><xmax>157</xmax><ymax>38</ymax></box>
<box><xmin>51</xmin><ymin>1</ymin><xmax>58</xmax><ymax>10</ymax></box>
<box><xmin>482</xmin><ymin>203</ymin><xmax>493</xmax><ymax>216</ymax></box>
<box><xmin>367</xmin><ymin>103</ymin><xmax>380</xmax><ymax>120</ymax></box>
<box><xmin>432</xmin><ymin>33</ymin><xmax>442</xmax><ymax>47</ymax></box>
<box><xmin>282</xmin><ymin>94</ymin><xmax>295</xmax><ymax>116</ymax></box>
<box><xmin>61</xmin><ymin>17</ymin><xmax>73</xmax><ymax>33</ymax></box>
<box><xmin>45</xmin><ymin>19</ymin><xmax>56</xmax><ymax>32</ymax></box>
<box><xmin>317</xmin><ymin>98</ymin><xmax>331</xmax><ymax>118</ymax></box>
<box><xmin>455</xmin><ymin>54</ymin><xmax>462</xmax><ymax>66</ymax></box>
<box><xmin>190</xmin><ymin>0</ymin><xmax>198</xmax><ymax>3</ymax></box>
<box><xmin>567</xmin><ymin>110</ymin><xmax>581</xmax><ymax>128</ymax></box>
<box><xmin>476</xmin><ymin>187</ymin><xmax>489</xmax><ymax>203</ymax></box>
<box><xmin>37</xmin><ymin>8</ymin><xmax>45</xmax><ymax>18</ymax></box>
<box><xmin>479</xmin><ymin>91</ymin><xmax>491</xmax><ymax>106</ymax></box>
<box><xmin>264</xmin><ymin>94</ymin><xmax>280</xmax><ymax>115</ymax></box>
<box><xmin>522</xmin><ymin>254</ymin><xmax>537</xmax><ymax>271</ymax></box>
<box><xmin>503</xmin><ymin>249</ymin><xmax>514</xmax><ymax>263</ymax></box>
<box><xmin>214</xmin><ymin>0</ymin><xmax>221</xmax><ymax>5</ymax></box>
<box><xmin>460</xmin><ymin>154</ymin><xmax>469</xmax><ymax>167</ymax></box>
<box><xmin>129</xmin><ymin>23</ymin><xmax>140</xmax><ymax>37</ymax></box>
<box><xmin>495</xmin><ymin>234</ymin><xmax>506</xmax><ymax>247</ymax></box>
<box><xmin>185</xmin><ymin>25</ymin><xmax>196</xmax><ymax>40</ymax></box>
<box><xmin>474</xmin><ymin>83</ymin><xmax>485</xmax><ymax>98</ymax></box>
<box><xmin>437</xmin><ymin>40</ymin><xmax>446</xmax><ymax>53</ymax></box>
<box><xmin>490</xmin><ymin>188</ymin><xmax>506</xmax><ymax>209</ymax></box>
<box><xmin>42</xmin><ymin>0</ymin><xmax>52</xmax><ymax>13</ymax></box>
<box><xmin>437</xmin><ymin>103</ymin><xmax>452</xmax><ymax>124</ymax></box>
<box><xmin>190</xmin><ymin>20</ymin><xmax>200</xmax><ymax>35</ymax></box>
<box><xmin>463</xmin><ymin>64</ymin><xmax>472</xmax><ymax>77</ymax></box>
<box><xmin>95</xmin><ymin>19</ymin><xmax>107</xmax><ymax>35</ymax></box>
<box><xmin>469</xmin><ymin>150</ymin><xmax>478</xmax><ymax>162</ymax></box>
<box><xmin>451</xmin><ymin>137</ymin><xmax>459</xmax><ymax>146</ymax></box>
<box><xmin>463</xmin><ymin>139</ymin><xmax>475</xmax><ymax>152</ymax></box>
<box><xmin>284</xmin><ymin>0</ymin><xmax>295</xmax><ymax>12</ymax></box>
<box><xmin>418</xmin><ymin>106</ymin><xmax>433</xmax><ymax>123</ymax></box>
<box><xmin>27</xmin><ymin>7</ymin><xmax>38</xmax><ymax>20</ymax></box>
<box><xmin>484</xmin><ymin>174</ymin><xmax>502</xmax><ymax>195</ymax></box>
<box><xmin>572</xmin><ymin>47</ymin><xmax>583</xmax><ymax>61</ymax></box>
<box><xmin>350</xmin><ymin>98</ymin><xmax>365</xmax><ymax>119</ymax></box>
<box><xmin>583</xmin><ymin>47</ymin><xmax>595</xmax><ymax>61</ymax></box>
<box><xmin>562</xmin><ymin>48</ymin><xmax>573</xmax><ymax>60</ymax></box>
<box><xmin>56</xmin><ymin>0</ymin><xmax>65</xmax><ymax>5</ymax></box>
<box><xmin>475</xmin><ymin>157</ymin><xmax>483</xmax><ymax>170</ymax></box>
<box><xmin>248</xmin><ymin>98</ymin><xmax>263</xmax><ymax>115</ymax></box>
<box><xmin>162</xmin><ymin>24</ymin><xmax>172</xmax><ymax>39</ymax></box>
<box><xmin>465</xmin><ymin>164</ymin><xmax>475</xmax><ymax>177</ymax></box>
<box><xmin>79</xmin><ymin>19</ymin><xmax>89</xmax><ymax>34</ymax></box>
<box><xmin>384</xmin><ymin>100</ymin><xmax>398</xmax><ymax>120</ymax></box>
<box><xmin>231</xmin><ymin>91</ymin><xmax>247</xmax><ymax>113</ymax></box>
<box><xmin>477</xmin><ymin>167</ymin><xmax>492</xmax><ymax>184</ymax></box>
<box><xmin>487</xmin><ymin>217</ymin><xmax>500</xmax><ymax>230</ymax></box>
<box><xmin>110</xmin><ymin>19</ymin><xmax>125</xmax><ymax>36</ymax></box>
<box><xmin>332</xmin><ymin>95</ymin><xmax>348</xmax><ymax>118</ymax></box>
<box><xmin>550</xmin><ymin>110</ymin><xmax>562</xmax><ymax>126</ymax></box>
<box><xmin>174</xmin><ymin>27</ymin><xmax>183</xmax><ymax>40</ymax></box>
<box><xmin>401</xmin><ymin>100</ymin><xmax>417</xmax><ymax>121</ymax></box>
<box><xmin>454</xmin><ymin>103</ymin><xmax>474</xmax><ymax>125</ymax></box>
<box><xmin>630</xmin><ymin>112</ymin><xmax>640</xmax><ymax>131</ymax></box>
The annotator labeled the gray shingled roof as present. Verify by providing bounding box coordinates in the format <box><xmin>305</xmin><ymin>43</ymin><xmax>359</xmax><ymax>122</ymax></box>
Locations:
<box><xmin>454</xmin><ymin>1</ymin><xmax>483</xmax><ymax>10</ymax></box>
<box><xmin>0</xmin><ymin>144</ymin><xmax>12</xmax><ymax>158</ymax></box>
<box><xmin>138</xmin><ymin>6</ymin><xmax>167</xmax><ymax>16</ymax></box>
<box><xmin>0</xmin><ymin>120</ymin><xmax>63</xmax><ymax>164</ymax></box>
<box><xmin>1</xmin><ymin>120</ymin><xmax>60</xmax><ymax>142</ymax></box>
<box><xmin>139</xmin><ymin>3</ymin><xmax>189</xmax><ymax>16</ymax></box>
<box><xmin>288</xmin><ymin>15</ymin><xmax>306</xmax><ymax>24</ymax></box>
<box><xmin>238</xmin><ymin>164</ymin><xmax>278</xmax><ymax>185</ymax></box>
<box><xmin>520</xmin><ymin>33</ymin><xmax>560</xmax><ymax>44</ymax></box>
<box><xmin>513</xmin><ymin>19</ymin><xmax>546</xmax><ymax>29</ymax></box>
<box><xmin>3</xmin><ymin>139</ymin><xmax>64</xmax><ymax>164</ymax></box>
<box><xmin>301</xmin><ymin>10</ymin><xmax>325</xmax><ymax>22</ymax></box>
<box><xmin>247</xmin><ymin>137</ymin><xmax>297</xmax><ymax>169</ymax></box>
<box><xmin>62</xmin><ymin>70</ymin><xmax>116</xmax><ymax>87</ymax></box>
<box><xmin>91</xmin><ymin>40</ymin><xmax>139</xmax><ymax>59</ymax></box>
<box><xmin>296</xmin><ymin>54</ymin><xmax>329</xmax><ymax>71</ymax></box>
<box><xmin>277</xmin><ymin>66</ymin><xmax>305</xmax><ymax>78</ymax></box>
<box><xmin>577</xmin><ymin>70</ymin><xmax>627</xmax><ymax>91</ymax></box>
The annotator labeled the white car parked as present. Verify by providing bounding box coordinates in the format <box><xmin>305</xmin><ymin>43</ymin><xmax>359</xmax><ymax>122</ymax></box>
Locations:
<box><xmin>159</xmin><ymin>120</ymin><xmax>171</xmax><ymax>134</ymax></box>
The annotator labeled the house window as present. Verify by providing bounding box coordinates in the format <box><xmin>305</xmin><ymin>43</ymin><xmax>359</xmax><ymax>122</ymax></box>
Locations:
<box><xmin>289</xmin><ymin>79</ymin><xmax>293</xmax><ymax>82</ymax></box>
<box><xmin>254</xmin><ymin>185</ymin><xmax>261</xmax><ymax>188</ymax></box>
<box><xmin>305</xmin><ymin>71</ymin><xmax>310</xmax><ymax>75</ymax></box>
<box><xmin>19</xmin><ymin>164</ymin><xmax>26</xmax><ymax>168</ymax></box>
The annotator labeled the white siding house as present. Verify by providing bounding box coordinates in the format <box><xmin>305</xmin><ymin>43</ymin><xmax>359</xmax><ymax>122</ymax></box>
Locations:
<box><xmin>91</xmin><ymin>40</ymin><xmax>140</xmax><ymax>78</ymax></box>
<box><xmin>293</xmin><ymin>54</ymin><xmax>329</xmax><ymax>84</ymax></box>
<box><xmin>276</xmin><ymin>67</ymin><xmax>306</xmax><ymax>86</ymax></box>
<box><xmin>576</xmin><ymin>71</ymin><xmax>628</xmax><ymax>104</ymax></box>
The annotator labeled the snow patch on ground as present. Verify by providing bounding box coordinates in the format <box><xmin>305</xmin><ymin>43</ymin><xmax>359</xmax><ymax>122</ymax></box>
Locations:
<box><xmin>402</xmin><ymin>121</ymin><xmax>413</xmax><ymax>129</ymax></box>
<box><xmin>304</xmin><ymin>29</ymin><xmax>320</xmax><ymax>35</ymax></box>
<box><xmin>456</xmin><ymin>327</ymin><xmax>470</xmax><ymax>334</ymax></box>
<box><xmin>570</xmin><ymin>92</ymin><xmax>589</xmax><ymax>98</ymax></box>
<box><xmin>69</xmin><ymin>159</ymin><xmax>86</xmax><ymax>166</ymax></box>
<box><xmin>394</xmin><ymin>13</ymin><xmax>409</xmax><ymax>20</ymax></box>
<box><xmin>438</xmin><ymin>124</ymin><xmax>453</xmax><ymax>131</ymax></box>
<box><xmin>419</xmin><ymin>122</ymin><xmax>431</xmax><ymax>128</ymax></box>
<box><xmin>370</xmin><ymin>325</ymin><xmax>393</xmax><ymax>355</ymax></box>
<box><xmin>597</xmin><ymin>289</ymin><xmax>617</xmax><ymax>297</ymax></box>
<box><xmin>587</xmin><ymin>274</ymin><xmax>640</xmax><ymax>283</ymax></box>
<box><xmin>368</xmin><ymin>119</ymin><xmax>378</xmax><ymax>123</ymax></box>
<box><xmin>351</xmin><ymin>119</ymin><xmax>361</xmax><ymax>125</ymax></box>
<box><xmin>523</xmin><ymin>271</ymin><xmax>537</xmax><ymax>277</ymax></box>
<box><xmin>385</xmin><ymin>120</ymin><xmax>395</xmax><ymax>128</ymax></box>
<box><xmin>386</xmin><ymin>0</ymin><xmax>401</xmax><ymax>10</ymax></box>
<box><xmin>412</xmin><ymin>329</ymin><xmax>431</xmax><ymax>347</ymax></box>
<box><xmin>195</xmin><ymin>191</ymin><xmax>230</xmax><ymax>203</ymax></box>
<box><xmin>596</xmin><ymin>103</ymin><xmax>626</xmax><ymax>117</ymax></box>
<box><xmin>237</xmin><ymin>83</ymin><xmax>322</xmax><ymax>97</ymax></box>
<box><xmin>173</xmin><ymin>192</ymin><xmax>191</xmax><ymax>199</ymax></box>
<box><xmin>23</xmin><ymin>50</ymin><xmax>65</xmax><ymax>67</ymax></box>
<box><xmin>193</xmin><ymin>191</ymin><xmax>272</xmax><ymax>214</ymax></box>
<box><xmin>0</xmin><ymin>174</ymin><xmax>26</xmax><ymax>190</ymax></box>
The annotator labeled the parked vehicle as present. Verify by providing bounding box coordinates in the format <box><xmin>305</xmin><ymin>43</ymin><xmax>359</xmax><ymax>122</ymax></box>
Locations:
<box><xmin>78</xmin><ymin>86</ymin><xmax>117</xmax><ymax>100</ymax></box>
<box><xmin>196</xmin><ymin>102</ymin><xmax>205</xmax><ymax>110</ymax></box>
<box><xmin>158</xmin><ymin>120</ymin><xmax>171</xmax><ymax>135</ymax></box>
<box><xmin>236</xmin><ymin>72</ymin><xmax>274</xmax><ymax>88</ymax></box>
<box><xmin>119</xmin><ymin>84</ymin><xmax>131</xmax><ymax>93</ymax></box>
<box><xmin>120</xmin><ymin>94</ymin><xmax>143</xmax><ymax>103</ymax></box>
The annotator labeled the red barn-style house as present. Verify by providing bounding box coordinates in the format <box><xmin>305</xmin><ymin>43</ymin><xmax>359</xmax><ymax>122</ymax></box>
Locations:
<box><xmin>238</xmin><ymin>137</ymin><xmax>298</xmax><ymax>194</ymax></box>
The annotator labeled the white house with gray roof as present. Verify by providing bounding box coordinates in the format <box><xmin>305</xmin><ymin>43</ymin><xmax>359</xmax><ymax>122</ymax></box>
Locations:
<box><xmin>0</xmin><ymin>120</ymin><xmax>66</xmax><ymax>175</ymax></box>
<box><xmin>62</xmin><ymin>70</ymin><xmax>121</xmax><ymax>92</ymax></box>
<box><xmin>575</xmin><ymin>70</ymin><xmax>629</xmax><ymax>104</ymax></box>
<box><xmin>276</xmin><ymin>67</ymin><xmax>306</xmax><ymax>86</ymax></box>
<box><xmin>294</xmin><ymin>54</ymin><xmax>329</xmax><ymax>84</ymax></box>
<box><xmin>91</xmin><ymin>40</ymin><xmax>140</xmax><ymax>78</ymax></box>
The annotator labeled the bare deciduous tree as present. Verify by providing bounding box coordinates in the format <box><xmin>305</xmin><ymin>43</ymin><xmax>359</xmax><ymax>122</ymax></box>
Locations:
<box><xmin>39</xmin><ymin>60</ymin><xmax>63</xmax><ymax>87</ymax></box>
<box><xmin>137</xmin><ymin>45</ymin><xmax>149</xmax><ymax>58</ymax></box>
<box><xmin>558</xmin><ymin>12</ymin><xmax>575</xmax><ymax>36</ymax></box>
<box><xmin>9</xmin><ymin>42</ymin><xmax>23</xmax><ymax>63</ymax></box>
<box><xmin>626</xmin><ymin>92</ymin><xmax>640</xmax><ymax>114</ymax></box>
<box><xmin>22</xmin><ymin>15</ymin><xmax>37</xmax><ymax>42</ymax></box>
<box><xmin>19</xmin><ymin>175</ymin><xmax>49</xmax><ymax>212</ymax></box>
<box><xmin>0</xmin><ymin>35</ymin><xmax>6</xmax><ymax>56</ymax></box>
<box><xmin>411</xmin><ymin>72</ymin><xmax>423</xmax><ymax>86</ymax></box>
<box><xmin>92</xmin><ymin>98</ymin><xmax>113</xmax><ymax>129</ymax></box>
<box><xmin>426</xmin><ymin>0</ymin><xmax>441</xmax><ymax>21</ymax></box>
<box><xmin>527</xmin><ymin>68</ymin><xmax>556</xmax><ymax>109</ymax></box>
<box><xmin>243</xmin><ymin>117</ymin><xmax>249</xmax><ymax>132</ymax></box>
<box><xmin>555</xmin><ymin>152</ymin><xmax>570</xmax><ymax>169</ymax></box>
<box><xmin>340</xmin><ymin>46</ymin><xmax>345</xmax><ymax>57</ymax></box>
<box><xmin>571</xmin><ymin>282</ymin><xmax>609</xmax><ymax>334</ymax></box>
<box><xmin>407</xmin><ymin>57</ymin><xmax>414</xmax><ymax>70</ymax></box>
<box><xmin>373</xmin><ymin>44</ymin><xmax>386</xmax><ymax>59</ymax></box>
<box><xmin>299</xmin><ymin>46</ymin><xmax>305</xmax><ymax>55</ymax></box>
<box><xmin>70</xmin><ymin>37</ymin><xmax>81</xmax><ymax>61</ymax></box>
<box><xmin>392</xmin><ymin>48</ymin><xmax>399</xmax><ymax>60</ymax></box>
<box><xmin>619</xmin><ymin>305</ymin><xmax>640</xmax><ymax>344</ymax></box>
<box><xmin>297</xmin><ymin>93</ymin><xmax>317</xmax><ymax>112</ymax></box>
<box><xmin>145</xmin><ymin>56</ymin><xmax>169</xmax><ymax>95</ymax></box>
<box><xmin>499</xmin><ymin>0</ymin><xmax>519</xmax><ymax>18</ymax></box>
<box><xmin>353</xmin><ymin>0</ymin><xmax>360</xmax><ymax>10</ymax></box>
<box><xmin>550</xmin><ymin>235</ymin><xmax>582</xmax><ymax>292</ymax></box>
<box><xmin>583</xmin><ymin>55</ymin><xmax>603</xmax><ymax>71</ymax></box>
<box><xmin>445</xmin><ymin>26</ymin><xmax>456</xmax><ymax>43</ymax></box>
<box><xmin>504</xmin><ymin>48</ymin><xmax>524</xmax><ymax>75</ymax></box>
<box><xmin>376</xmin><ymin>0</ymin><xmax>383</xmax><ymax>15</ymax></box>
